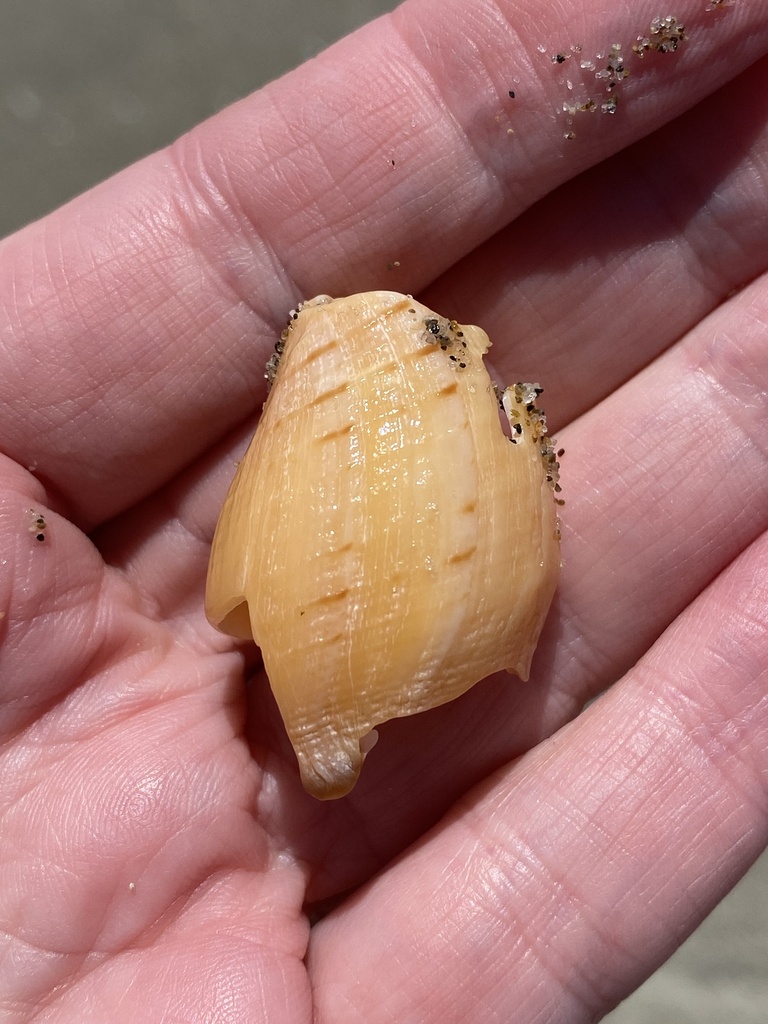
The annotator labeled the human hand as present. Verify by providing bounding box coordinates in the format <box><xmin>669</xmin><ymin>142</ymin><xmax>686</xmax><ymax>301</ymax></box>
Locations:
<box><xmin>1</xmin><ymin>1</ymin><xmax>767</xmax><ymax>1020</ymax></box>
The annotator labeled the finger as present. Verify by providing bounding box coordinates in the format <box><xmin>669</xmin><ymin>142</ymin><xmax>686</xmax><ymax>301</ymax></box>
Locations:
<box><xmin>0</xmin><ymin>1</ymin><xmax>765</xmax><ymax>524</ymax></box>
<box><xmin>426</xmin><ymin>53</ymin><xmax>768</xmax><ymax>429</ymax></box>
<box><xmin>309</xmin><ymin>531</ymin><xmax>768</xmax><ymax>1024</ymax></box>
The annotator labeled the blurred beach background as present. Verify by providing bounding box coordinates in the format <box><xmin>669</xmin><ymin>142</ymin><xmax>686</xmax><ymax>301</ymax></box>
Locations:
<box><xmin>1</xmin><ymin>2</ymin><xmax>765</xmax><ymax>1020</ymax></box>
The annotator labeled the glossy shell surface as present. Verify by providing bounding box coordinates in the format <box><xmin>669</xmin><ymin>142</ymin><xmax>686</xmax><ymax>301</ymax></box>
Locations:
<box><xmin>206</xmin><ymin>291</ymin><xmax>560</xmax><ymax>798</ymax></box>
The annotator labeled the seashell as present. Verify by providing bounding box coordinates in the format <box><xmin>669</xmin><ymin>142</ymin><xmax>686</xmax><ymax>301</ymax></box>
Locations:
<box><xmin>206</xmin><ymin>291</ymin><xmax>561</xmax><ymax>799</ymax></box>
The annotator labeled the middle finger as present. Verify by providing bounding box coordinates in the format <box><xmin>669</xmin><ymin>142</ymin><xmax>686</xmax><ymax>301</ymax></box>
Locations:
<box><xmin>426</xmin><ymin>54</ymin><xmax>768</xmax><ymax>429</ymax></box>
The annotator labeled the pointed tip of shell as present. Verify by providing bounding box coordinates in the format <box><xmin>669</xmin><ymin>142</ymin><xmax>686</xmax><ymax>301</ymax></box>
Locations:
<box><xmin>296</xmin><ymin>729</ymin><xmax>379</xmax><ymax>800</ymax></box>
<box><xmin>298</xmin><ymin>746</ymin><xmax>362</xmax><ymax>801</ymax></box>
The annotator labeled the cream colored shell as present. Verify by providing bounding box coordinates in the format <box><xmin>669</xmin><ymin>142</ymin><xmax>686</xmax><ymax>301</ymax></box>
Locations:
<box><xmin>206</xmin><ymin>291</ymin><xmax>560</xmax><ymax>799</ymax></box>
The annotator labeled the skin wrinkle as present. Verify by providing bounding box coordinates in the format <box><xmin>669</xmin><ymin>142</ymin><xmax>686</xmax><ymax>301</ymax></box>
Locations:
<box><xmin>290</xmin><ymin>9</ymin><xmax>501</xmax><ymax>273</ymax></box>
<box><xmin>0</xmin><ymin>936</ymin><xmax>92</xmax><ymax>1022</ymax></box>
<box><xmin>389</xmin><ymin>7</ymin><xmax>510</xmax><ymax>216</ymax></box>
<box><xmin>166</xmin><ymin>131</ymin><xmax>303</xmax><ymax>335</ymax></box>
<box><xmin>555</xmin><ymin>332</ymin><xmax>765</xmax><ymax>598</ymax></box>
<box><xmin>89</xmin><ymin>814</ymin><xmax>244</xmax><ymax>956</ymax></box>
<box><xmin>611</xmin><ymin>575</ymin><xmax>766</xmax><ymax>817</ymax></box>
<box><xmin>23</xmin><ymin>868</ymin><xmax>297</xmax><ymax>1022</ymax></box>
<box><xmin>545</xmin><ymin>595</ymin><xmax>617</xmax><ymax>709</ymax></box>
<box><xmin>56</xmin><ymin>651</ymin><xmax>212</xmax><ymax>755</ymax></box>
<box><xmin>48</xmin><ymin>213</ymin><xmax>179</xmax><ymax>370</ymax></box>
<box><xmin>394</xmin><ymin>0</ymin><xmax>554</xmax><ymax>207</ymax></box>
<box><xmin>694</xmin><ymin>319</ymin><xmax>768</xmax><ymax>468</ymax></box>
<box><xmin>0</xmin><ymin>599</ymin><xmax>166</xmax><ymax>748</ymax></box>
<box><xmin>659</xmin><ymin>661</ymin><xmax>768</xmax><ymax>811</ymax></box>
<box><xmin>0</xmin><ymin>584</ymin><xmax>107</xmax><ymax>721</ymax></box>
<box><xmin>99</xmin><ymin>481</ymin><xmax>196</xmax><ymax>607</ymax></box>
<box><xmin>681</xmin><ymin>197</ymin><xmax>753</xmax><ymax>299</ymax></box>
<box><xmin>0</xmin><ymin>856</ymin><xmax>107</xmax><ymax>966</ymax></box>
<box><xmin>16</xmin><ymin>876</ymin><xmax>294</xmax><ymax>1023</ymax></box>
<box><xmin>229</xmin><ymin>77</ymin><xmax>398</xmax><ymax>274</ymax></box>
<box><xmin>93</xmin><ymin>442</ymin><xmax>251</xmax><ymax>635</ymax></box>
<box><xmin>425</xmin><ymin>815</ymin><xmax>614</xmax><ymax>1020</ymax></box>
<box><xmin>624</xmin><ymin>166</ymin><xmax>723</xmax><ymax>310</ymax></box>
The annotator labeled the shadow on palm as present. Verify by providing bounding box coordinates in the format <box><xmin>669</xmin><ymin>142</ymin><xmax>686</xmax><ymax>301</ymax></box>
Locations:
<box><xmin>243</xmin><ymin>590</ymin><xmax>571</xmax><ymax>908</ymax></box>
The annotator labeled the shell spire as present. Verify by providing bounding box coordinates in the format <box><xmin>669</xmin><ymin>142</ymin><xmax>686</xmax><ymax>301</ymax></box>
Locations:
<box><xmin>206</xmin><ymin>291</ymin><xmax>560</xmax><ymax>798</ymax></box>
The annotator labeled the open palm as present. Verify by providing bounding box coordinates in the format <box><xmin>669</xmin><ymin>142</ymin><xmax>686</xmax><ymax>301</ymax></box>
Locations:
<box><xmin>1</xmin><ymin>2</ymin><xmax>767</xmax><ymax>1021</ymax></box>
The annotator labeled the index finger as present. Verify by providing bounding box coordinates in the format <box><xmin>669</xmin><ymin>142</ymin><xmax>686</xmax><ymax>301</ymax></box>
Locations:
<box><xmin>0</xmin><ymin>0</ymin><xmax>765</xmax><ymax>525</ymax></box>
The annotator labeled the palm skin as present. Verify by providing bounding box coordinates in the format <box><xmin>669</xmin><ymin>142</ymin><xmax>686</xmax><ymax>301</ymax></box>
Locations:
<box><xmin>1</xmin><ymin>1</ymin><xmax>767</xmax><ymax>1021</ymax></box>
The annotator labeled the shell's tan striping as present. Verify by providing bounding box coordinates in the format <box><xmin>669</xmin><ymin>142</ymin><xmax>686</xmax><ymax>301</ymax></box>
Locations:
<box><xmin>206</xmin><ymin>291</ymin><xmax>561</xmax><ymax>799</ymax></box>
